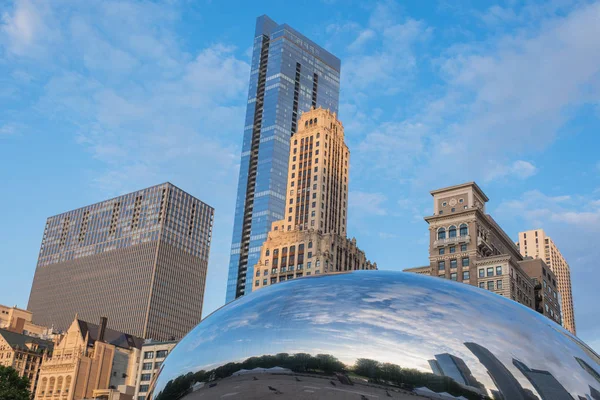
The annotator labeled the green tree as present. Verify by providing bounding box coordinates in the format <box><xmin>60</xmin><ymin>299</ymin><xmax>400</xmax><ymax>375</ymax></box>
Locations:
<box><xmin>0</xmin><ymin>365</ymin><xmax>31</xmax><ymax>400</ymax></box>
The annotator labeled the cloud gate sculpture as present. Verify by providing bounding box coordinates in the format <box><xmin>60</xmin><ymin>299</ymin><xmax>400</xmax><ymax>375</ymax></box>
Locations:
<box><xmin>147</xmin><ymin>271</ymin><xmax>600</xmax><ymax>400</ymax></box>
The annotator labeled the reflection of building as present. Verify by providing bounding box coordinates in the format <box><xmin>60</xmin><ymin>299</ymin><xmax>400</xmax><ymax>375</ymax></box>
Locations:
<box><xmin>403</xmin><ymin>265</ymin><xmax>431</xmax><ymax>275</ymax></box>
<box><xmin>517</xmin><ymin>229</ymin><xmax>576</xmax><ymax>335</ymax></box>
<box><xmin>411</xmin><ymin>182</ymin><xmax>534</xmax><ymax>309</ymax></box>
<box><xmin>36</xmin><ymin>317</ymin><xmax>142</xmax><ymax>400</ymax></box>
<box><xmin>519</xmin><ymin>258</ymin><xmax>562</xmax><ymax>324</ymax></box>
<box><xmin>513</xmin><ymin>359</ymin><xmax>571</xmax><ymax>400</ymax></box>
<box><xmin>428</xmin><ymin>353</ymin><xmax>485</xmax><ymax>391</ymax></box>
<box><xmin>252</xmin><ymin>108</ymin><xmax>375</xmax><ymax>291</ymax></box>
<box><xmin>0</xmin><ymin>304</ymin><xmax>57</xmax><ymax>340</ymax></box>
<box><xmin>464</xmin><ymin>342</ymin><xmax>535</xmax><ymax>400</ymax></box>
<box><xmin>0</xmin><ymin>328</ymin><xmax>53</xmax><ymax>394</ymax></box>
<box><xmin>134</xmin><ymin>340</ymin><xmax>178</xmax><ymax>400</ymax></box>
<box><xmin>226</xmin><ymin>15</ymin><xmax>341</xmax><ymax>301</ymax></box>
<box><xmin>28</xmin><ymin>183</ymin><xmax>214</xmax><ymax>340</ymax></box>
<box><xmin>576</xmin><ymin>357</ymin><xmax>600</xmax><ymax>385</ymax></box>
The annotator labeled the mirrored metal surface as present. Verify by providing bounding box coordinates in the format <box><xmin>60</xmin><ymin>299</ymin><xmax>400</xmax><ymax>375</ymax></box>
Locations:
<box><xmin>148</xmin><ymin>271</ymin><xmax>600</xmax><ymax>400</ymax></box>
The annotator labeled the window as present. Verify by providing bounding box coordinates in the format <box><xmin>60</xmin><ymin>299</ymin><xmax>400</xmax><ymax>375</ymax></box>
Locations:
<box><xmin>307</xmin><ymin>262</ymin><xmax>311</xmax><ymax>269</ymax></box>
<box><xmin>139</xmin><ymin>385</ymin><xmax>150</xmax><ymax>393</ymax></box>
<box><xmin>459</xmin><ymin>198</ymin><xmax>464</xmax><ymax>203</ymax></box>
<box><xmin>438</xmin><ymin>261</ymin><xmax>445</xmax><ymax>270</ymax></box>
<box><xmin>308</xmin><ymin>241</ymin><xmax>313</xmax><ymax>248</ymax></box>
<box><xmin>496</xmin><ymin>266</ymin><xmax>502</xmax><ymax>275</ymax></box>
<box><xmin>263</xmin><ymin>279</ymin><xmax>267</xmax><ymax>285</ymax></box>
<box><xmin>141</xmin><ymin>374</ymin><xmax>152</xmax><ymax>382</ymax></box>
<box><xmin>487</xmin><ymin>281</ymin><xmax>494</xmax><ymax>290</ymax></box>
<box><xmin>144</xmin><ymin>352</ymin><xmax>154</xmax><ymax>359</ymax></box>
<box><xmin>255</xmin><ymin>280</ymin><xmax>259</xmax><ymax>286</ymax></box>
<box><xmin>462</xmin><ymin>258</ymin><xmax>469</xmax><ymax>267</ymax></box>
<box><xmin>461</xmin><ymin>244</ymin><xmax>467</xmax><ymax>252</ymax></box>
<box><xmin>450</xmin><ymin>246</ymin><xmax>455</xmax><ymax>253</ymax></box>
<box><xmin>142</xmin><ymin>362</ymin><xmax>152</xmax><ymax>370</ymax></box>
<box><xmin>307</xmin><ymin>252</ymin><xmax>312</xmax><ymax>258</ymax></box>
<box><xmin>316</xmin><ymin>260</ymin><xmax>320</xmax><ymax>267</ymax></box>
<box><xmin>451</xmin><ymin>208</ymin><xmax>456</xmax><ymax>212</ymax></box>
<box><xmin>459</xmin><ymin>224</ymin><xmax>468</xmax><ymax>236</ymax></box>
<box><xmin>450</xmin><ymin>259</ymin><xmax>457</xmax><ymax>269</ymax></box>
<box><xmin>497</xmin><ymin>280</ymin><xmax>503</xmax><ymax>290</ymax></box>
<box><xmin>463</xmin><ymin>271</ymin><xmax>470</xmax><ymax>280</ymax></box>
<box><xmin>439</xmin><ymin>248</ymin><xmax>445</xmax><ymax>255</ymax></box>
<box><xmin>255</xmin><ymin>269</ymin><xmax>260</xmax><ymax>277</ymax></box>
<box><xmin>265</xmin><ymin>260</ymin><xmax>269</xmax><ymax>266</ymax></box>
<box><xmin>265</xmin><ymin>249</ymin><xmax>270</xmax><ymax>256</ymax></box>
<box><xmin>450</xmin><ymin>272</ymin><xmax>457</xmax><ymax>281</ymax></box>
<box><xmin>479</xmin><ymin>282</ymin><xmax>485</xmax><ymax>288</ymax></box>
<box><xmin>442</xmin><ymin>202</ymin><xmax>447</xmax><ymax>207</ymax></box>
<box><xmin>437</xmin><ymin>228</ymin><xmax>446</xmax><ymax>240</ymax></box>
<box><xmin>487</xmin><ymin>267</ymin><xmax>493</xmax><ymax>277</ymax></box>
<box><xmin>448</xmin><ymin>225</ymin><xmax>457</xmax><ymax>238</ymax></box>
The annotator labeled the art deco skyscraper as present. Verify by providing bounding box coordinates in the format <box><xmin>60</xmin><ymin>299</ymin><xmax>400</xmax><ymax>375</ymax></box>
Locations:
<box><xmin>252</xmin><ymin>108</ymin><xmax>375</xmax><ymax>291</ymax></box>
<box><xmin>517</xmin><ymin>229</ymin><xmax>576</xmax><ymax>334</ymax></box>
<box><xmin>226</xmin><ymin>15</ymin><xmax>341</xmax><ymax>301</ymax></box>
<box><xmin>27</xmin><ymin>183</ymin><xmax>214</xmax><ymax>341</ymax></box>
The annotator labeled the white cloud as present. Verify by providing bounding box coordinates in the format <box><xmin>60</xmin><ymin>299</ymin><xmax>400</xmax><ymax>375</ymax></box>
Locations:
<box><xmin>484</xmin><ymin>160</ymin><xmax>538</xmax><ymax>182</ymax></box>
<box><xmin>0</xmin><ymin>124</ymin><xmax>16</xmax><ymax>135</ymax></box>
<box><xmin>349</xmin><ymin>191</ymin><xmax>388</xmax><ymax>216</ymax></box>
<box><xmin>347</xmin><ymin>29</ymin><xmax>376</xmax><ymax>52</ymax></box>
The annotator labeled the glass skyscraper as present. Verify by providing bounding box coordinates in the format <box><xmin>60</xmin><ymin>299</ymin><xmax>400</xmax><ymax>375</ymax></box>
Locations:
<box><xmin>226</xmin><ymin>15</ymin><xmax>341</xmax><ymax>301</ymax></box>
<box><xmin>28</xmin><ymin>183</ymin><xmax>214</xmax><ymax>340</ymax></box>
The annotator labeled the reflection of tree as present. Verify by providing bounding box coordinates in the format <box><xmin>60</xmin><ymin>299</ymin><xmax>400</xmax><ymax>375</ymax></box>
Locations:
<box><xmin>153</xmin><ymin>353</ymin><xmax>487</xmax><ymax>400</ymax></box>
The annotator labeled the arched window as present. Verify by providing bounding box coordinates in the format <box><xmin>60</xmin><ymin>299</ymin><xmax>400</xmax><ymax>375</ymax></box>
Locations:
<box><xmin>305</xmin><ymin>121</ymin><xmax>308</xmax><ymax>127</ymax></box>
<box><xmin>48</xmin><ymin>377</ymin><xmax>55</xmax><ymax>395</ymax></box>
<box><xmin>298</xmin><ymin>243</ymin><xmax>304</xmax><ymax>252</ymax></box>
<box><xmin>39</xmin><ymin>378</ymin><xmax>48</xmax><ymax>396</ymax></box>
<box><xmin>449</xmin><ymin>225</ymin><xmax>457</xmax><ymax>238</ymax></box>
<box><xmin>273</xmin><ymin>249</ymin><xmax>279</xmax><ymax>257</ymax></box>
<box><xmin>459</xmin><ymin>224</ymin><xmax>468</xmax><ymax>236</ymax></box>
<box><xmin>314</xmin><ymin>118</ymin><xmax>318</xmax><ymax>124</ymax></box>
<box><xmin>57</xmin><ymin>377</ymin><xmax>64</xmax><ymax>394</ymax></box>
<box><xmin>65</xmin><ymin>376</ymin><xmax>72</xmax><ymax>394</ymax></box>
<box><xmin>437</xmin><ymin>228</ymin><xmax>446</xmax><ymax>240</ymax></box>
<box><xmin>308</xmin><ymin>241</ymin><xmax>313</xmax><ymax>248</ymax></box>
<box><xmin>265</xmin><ymin>249</ymin><xmax>270</xmax><ymax>256</ymax></box>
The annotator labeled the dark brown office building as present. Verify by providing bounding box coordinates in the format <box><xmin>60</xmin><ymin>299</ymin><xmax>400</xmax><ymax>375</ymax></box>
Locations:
<box><xmin>27</xmin><ymin>183</ymin><xmax>214</xmax><ymax>341</ymax></box>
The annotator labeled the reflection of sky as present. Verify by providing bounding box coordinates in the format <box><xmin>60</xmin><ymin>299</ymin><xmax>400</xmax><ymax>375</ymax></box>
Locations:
<box><xmin>152</xmin><ymin>272</ymin><xmax>600</xmax><ymax>398</ymax></box>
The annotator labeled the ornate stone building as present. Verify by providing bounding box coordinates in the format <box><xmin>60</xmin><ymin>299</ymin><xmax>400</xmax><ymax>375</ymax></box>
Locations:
<box><xmin>0</xmin><ymin>304</ymin><xmax>57</xmax><ymax>340</ymax></box>
<box><xmin>35</xmin><ymin>317</ymin><xmax>142</xmax><ymax>400</ymax></box>
<box><xmin>407</xmin><ymin>182</ymin><xmax>535</xmax><ymax>309</ymax></box>
<box><xmin>253</xmin><ymin>108</ymin><xmax>375</xmax><ymax>291</ymax></box>
<box><xmin>517</xmin><ymin>229</ymin><xmax>576</xmax><ymax>334</ymax></box>
<box><xmin>0</xmin><ymin>328</ymin><xmax>53</xmax><ymax>394</ymax></box>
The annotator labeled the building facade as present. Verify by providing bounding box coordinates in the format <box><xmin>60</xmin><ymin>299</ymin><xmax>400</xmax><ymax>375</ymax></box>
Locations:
<box><xmin>519</xmin><ymin>258</ymin><xmax>562</xmax><ymax>325</ymax></box>
<box><xmin>0</xmin><ymin>304</ymin><xmax>57</xmax><ymax>340</ymax></box>
<box><xmin>35</xmin><ymin>317</ymin><xmax>142</xmax><ymax>400</ymax></box>
<box><xmin>28</xmin><ymin>183</ymin><xmax>214</xmax><ymax>340</ymax></box>
<box><xmin>517</xmin><ymin>229</ymin><xmax>576</xmax><ymax>334</ymax></box>
<box><xmin>227</xmin><ymin>15</ymin><xmax>341</xmax><ymax>301</ymax></box>
<box><xmin>419</xmin><ymin>183</ymin><xmax>535</xmax><ymax>309</ymax></box>
<box><xmin>0</xmin><ymin>328</ymin><xmax>53</xmax><ymax>394</ymax></box>
<box><xmin>253</xmin><ymin>108</ymin><xmax>375</xmax><ymax>291</ymax></box>
<box><xmin>134</xmin><ymin>340</ymin><xmax>178</xmax><ymax>400</ymax></box>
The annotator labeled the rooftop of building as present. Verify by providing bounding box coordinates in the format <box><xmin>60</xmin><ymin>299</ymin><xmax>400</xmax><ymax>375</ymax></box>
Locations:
<box><xmin>403</xmin><ymin>266</ymin><xmax>431</xmax><ymax>272</ymax></box>
<box><xmin>47</xmin><ymin>182</ymin><xmax>214</xmax><ymax>219</ymax></box>
<box><xmin>0</xmin><ymin>328</ymin><xmax>54</xmax><ymax>352</ymax></box>
<box><xmin>142</xmin><ymin>339</ymin><xmax>179</xmax><ymax>347</ymax></box>
<box><xmin>76</xmin><ymin>319</ymin><xmax>144</xmax><ymax>350</ymax></box>
<box><xmin>430</xmin><ymin>182</ymin><xmax>489</xmax><ymax>202</ymax></box>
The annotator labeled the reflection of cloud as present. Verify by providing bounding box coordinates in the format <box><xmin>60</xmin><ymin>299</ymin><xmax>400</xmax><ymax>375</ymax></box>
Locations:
<box><xmin>154</xmin><ymin>272</ymin><xmax>600</xmax><ymax>399</ymax></box>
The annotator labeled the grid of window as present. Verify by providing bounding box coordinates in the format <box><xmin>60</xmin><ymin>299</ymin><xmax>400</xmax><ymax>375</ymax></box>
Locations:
<box><xmin>29</xmin><ymin>183</ymin><xmax>214</xmax><ymax>340</ymax></box>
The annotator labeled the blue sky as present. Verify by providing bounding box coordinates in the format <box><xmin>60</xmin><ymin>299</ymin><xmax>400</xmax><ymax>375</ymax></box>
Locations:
<box><xmin>1</xmin><ymin>0</ymin><xmax>598</xmax><ymax>350</ymax></box>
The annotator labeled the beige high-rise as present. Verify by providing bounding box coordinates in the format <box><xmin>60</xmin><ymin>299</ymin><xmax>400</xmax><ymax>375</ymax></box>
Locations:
<box><xmin>253</xmin><ymin>108</ymin><xmax>375</xmax><ymax>291</ymax></box>
<box><xmin>517</xmin><ymin>229</ymin><xmax>576</xmax><ymax>334</ymax></box>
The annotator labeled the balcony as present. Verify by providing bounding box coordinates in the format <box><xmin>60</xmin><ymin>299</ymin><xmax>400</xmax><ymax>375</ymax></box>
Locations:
<box><xmin>433</xmin><ymin>235</ymin><xmax>470</xmax><ymax>248</ymax></box>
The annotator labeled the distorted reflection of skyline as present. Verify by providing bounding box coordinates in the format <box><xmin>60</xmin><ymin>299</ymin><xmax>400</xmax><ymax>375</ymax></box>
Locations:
<box><xmin>153</xmin><ymin>271</ymin><xmax>600</xmax><ymax>398</ymax></box>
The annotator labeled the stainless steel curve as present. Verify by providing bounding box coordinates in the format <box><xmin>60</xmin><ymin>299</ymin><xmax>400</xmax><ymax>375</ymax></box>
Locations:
<box><xmin>148</xmin><ymin>271</ymin><xmax>600</xmax><ymax>400</ymax></box>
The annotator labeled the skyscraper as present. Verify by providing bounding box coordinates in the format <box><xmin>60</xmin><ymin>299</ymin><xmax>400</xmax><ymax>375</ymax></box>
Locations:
<box><xmin>227</xmin><ymin>15</ymin><xmax>341</xmax><ymax>301</ymax></box>
<box><xmin>252</xmin><ymin>108</ymin><xmax>375</xmax><ymax>291</ymax></box>
<box><xmin>28</xmin><ymin>183</ymin><xmax>214</xmax><ymax>340</ymax></box>
<box><xmin>517</xmin><ymin>229</ymin><xmax>576</xmax><ymax>335</ymax></box>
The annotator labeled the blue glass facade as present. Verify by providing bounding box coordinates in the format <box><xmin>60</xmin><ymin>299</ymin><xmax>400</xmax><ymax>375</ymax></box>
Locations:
<box><xmin>226</xmin><ymin>15</ymin><xmax>341</xmax><ymax>301</ymax></box>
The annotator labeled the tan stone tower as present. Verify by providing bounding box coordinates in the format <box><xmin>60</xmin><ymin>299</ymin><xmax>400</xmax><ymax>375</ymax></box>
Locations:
<box><xmin>517</xmin><ymin>229</ymin><xmax>576</xmax><ymax>335</ymax></box>
<box><xmin>252</xmin><ymin>108</ymin><xmax>375</xmax><ymax>291</ymax></box>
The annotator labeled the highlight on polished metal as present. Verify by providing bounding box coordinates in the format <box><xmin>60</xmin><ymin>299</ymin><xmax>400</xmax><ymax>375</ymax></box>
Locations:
<box><xmin>148</xmin><ymin>271</ymin><xmax>600</xmax><ymax>399</ymax></box>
